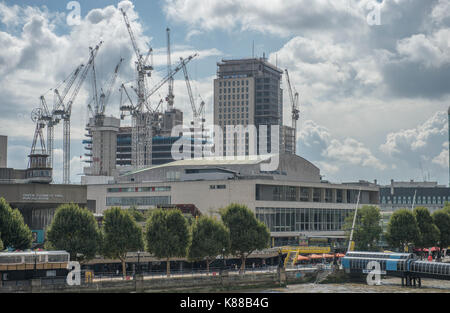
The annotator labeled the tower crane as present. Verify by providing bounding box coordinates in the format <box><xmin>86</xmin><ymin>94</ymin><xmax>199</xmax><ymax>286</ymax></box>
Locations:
<box><xmin>47</xmin><ymin>64</ymin><xmax>84</xmax><ymax>168</ymax></box>
<box><xmin>180</xmin><ymin>56</ymin><xmax>207</xmax><ymax>155</ymax></box>
<box><xmin>120</xmin><ymin>7</ymin><xmax>154</xmax><ymax>168</ymax></box>
<box><xmin>166</xmin><ymin>27</ymin><xmax>174</xmax><ymax>110</ymax></box>
<box><xmin>56</xmin><ymin>41</ymin><xmax>103</xmax><ymax>183</ymax></box>
<box><xmin>88</xmin><ymin>57</ymin><xmax>124</xmax><ymax>121</ymax></box>
<box><xmin>285</xmin><ymin>69</ymin><xmax>300</xmax><ymax>155</ymax></box>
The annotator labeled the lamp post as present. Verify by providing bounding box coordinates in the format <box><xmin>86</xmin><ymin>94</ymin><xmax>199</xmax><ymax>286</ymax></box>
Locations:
<box><xmin>137</xmin><ymin>251</ymin><xmax>141</xmax><ymax>275</ymax></box>
<box><xmin>222</xmin><ymin>248</ymin><xmax>226</xmax><ymax>266</ymax></box>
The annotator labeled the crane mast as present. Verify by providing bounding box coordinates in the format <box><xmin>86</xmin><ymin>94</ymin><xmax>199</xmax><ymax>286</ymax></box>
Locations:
<box><xmin>285</xmin><ymin>69</ymin><xmax>300</xmax><ymax>155</ymax></box>
<box><xmin>60</xmin><ymin>41</ymin><xmax>102</xmax><ymax>183</ymax></box>
<box><xmin>120</xmin><ymin>8</ymin><xmax>154</xmax><ymax>168</ymax></box>
<box><xmin>166</xmin><ymin>27</ymin><xmax>174</xmax><ymax>110</ymax></box>
<box><xmin>181</xmin><ymin>56</ymin><xmax>206</xmax><ymax>155</ymax></box>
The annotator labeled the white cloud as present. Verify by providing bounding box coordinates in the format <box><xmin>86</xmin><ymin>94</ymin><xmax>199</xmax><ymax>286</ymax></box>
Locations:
<box><xmin>0</xmin><ymin>1</ymin><xmax>220</xmax><ymax>184</ymax></box>
<box><xmin>380</xmin><ymin>111</ymin><xmax>448</xmax><ymax>155</ymax></box>
<box><xmin>396</xmin><ymin>28</ymin><xmax>450</xmax><ymax>68</ymax></box>
<box><xmin>323</xmin><ymin>138</ymin><xmax>387</xmax><ymax>170</ymax></box>
<box><xmin>163</xmin><ymin>0</ymin><xmax>366</xmax><ymax>37</ymax></box>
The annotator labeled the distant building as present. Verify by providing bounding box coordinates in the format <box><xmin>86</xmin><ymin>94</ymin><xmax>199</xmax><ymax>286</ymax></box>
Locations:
<box><xmin>0</xmin><ymin>135</ymin><xmax>6</xmax><ymax>168</ymax></box>
<box><xmin>380</xmin><ymin>179</ymin><xmax>450</xmax><ymax>214</ymax></box>
<box><xmin>84</xmin><ymin>115</ymin><xmax>120</xmax><ymax>177</ymax></box>
<box><xmin>85</xmin><ymin>154</ymin><xmax>379</xmax><ymax>247</ymax></box>
<box><xmin>213</xmin><ymin>57</ymin><xmax>293</xmax><ymax>156</ymax></box>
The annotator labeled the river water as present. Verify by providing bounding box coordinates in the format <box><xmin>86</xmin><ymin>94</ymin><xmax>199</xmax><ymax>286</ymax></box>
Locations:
<box><xmin>264</xmin><ymin>278</ymin><xmax>450</xmax><ymax>293</ymax></box>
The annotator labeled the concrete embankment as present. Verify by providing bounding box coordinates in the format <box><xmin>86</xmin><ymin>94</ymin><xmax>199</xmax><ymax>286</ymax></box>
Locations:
<box><xmin>1</xmin><ymin>268</ymin><xmax>321</xmax><ymax>293</ymax></box>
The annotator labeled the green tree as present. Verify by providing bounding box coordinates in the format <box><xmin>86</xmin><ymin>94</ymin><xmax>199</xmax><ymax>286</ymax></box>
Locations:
<box><xmin>432</xmin><ymin>209</ymin><xmax>450</xmax><ymax>252</ymax></box>
<box><xmin>0</xmin><ymin>235</ymin><xmax>3</xmax><ymax>251</ymax></box>
<box><xmin>46</xmin><ymin>203</ymin><xmax>101</xmax><ymax>262</ymax></box>
<box><xmin>386</xmin><ymin>209</ymin><xmax>419</xmax><ymax>252</ymax></box>
<box><xmin>102</xmin><ymin>207</ymin><xmax>144</xmax><ymax>278</ymax></box>
<box><xmin>344</xmin><ymin>205</ymin><xmax>383</xmax><ymax>251</ymax></box>
<box><xmin>0</xmin><ymin>197</ymin><xmax>32</xmax><ymax>250</ymax></box>
<box><xmin>221</xmin><ymin>204</ymin><xmax>270</xmax><ymax>273</ymax></box>
<box><xmin>127</xmin><ymin>206</ymin><xmax>146</xmax><ymax>223</ymax></box>
<box><xmin>188</xmin><ymin>216</ymin><xmax>230</xmax><ymax>273</ymax></box>
<box><xmin>413</xmin><ymin>207</ymin><xmax>440</xmax><ymax>249</ymax></box>
<box><xmin>145</xmin><ymin>209</ymin><xmax>190</xmax><ymax>277</ymax></box>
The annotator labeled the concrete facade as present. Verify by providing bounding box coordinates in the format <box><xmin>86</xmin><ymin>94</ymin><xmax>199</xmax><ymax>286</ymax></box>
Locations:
<box><xmin>84</xmin><ymin>116</ymin><xmax>120</xmax><ymax>177</ymax></box>
<box><xmin>213</xmin><ymin>58</ymin><xmax>293</xmax><ymax>156</ymax></box>
<box><xmin>84</xmin><ymin>154</ymin><xmax>379</xmax><ymax>242</ymax></box>
<box><xmin>380</xmin><ymin>179</ymin><xmax>450</xmax><ymax>214</ymax></box>
<box><xmin>0</xmin><ymin>184</ymin><xmax>87</xmax><ymax>230</ymax></box>
<box><xmin>0</xmin><ymin>135</ymin><xmax>6</xmax><ymax>168</ymax></box>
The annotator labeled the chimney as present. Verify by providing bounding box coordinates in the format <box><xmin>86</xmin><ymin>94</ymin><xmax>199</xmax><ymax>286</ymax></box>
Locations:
<box><xmin>390</xmin><ymin>179</ymin><xmax>394</xmax><ymax>196</ymax></box>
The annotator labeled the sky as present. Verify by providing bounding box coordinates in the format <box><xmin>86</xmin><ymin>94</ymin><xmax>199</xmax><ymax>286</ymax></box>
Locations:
<box><xmin>0</xmin><ymin>0</ymin><xmax>449</xmax><ymax>186</ymax></box>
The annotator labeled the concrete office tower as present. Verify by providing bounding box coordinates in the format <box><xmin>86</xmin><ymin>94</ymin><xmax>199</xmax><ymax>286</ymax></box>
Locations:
<box><xmin>214</xmin><ymin>57</ymin><xmax>285</xmax><ymax>156</ymax></box>
<box><xmin>84</xmin><ymin>116</ymin><xmax>120</xmax><ymax>177</ymax></box>
<box><xmin>0</xmin><ymin>135</ymin><xmax>6</xmax><ymax>168</ymax></box>
<box><xmin>281</xmin><ymin>125</ymin><xmax>295</xmax><ymax>154</ymax></box>
<box><xmin>161</xmin><ymin>108</ymin><xmax>183</xmax><ymax>137</ymax></box>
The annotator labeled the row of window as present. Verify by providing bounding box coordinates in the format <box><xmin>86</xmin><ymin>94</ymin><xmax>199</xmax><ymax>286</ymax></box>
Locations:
<box><xmin>219</xmin><ymin>87</ymin><xmax>249</xmax><ymax>94</ymax></box>
<box><xmin>256</xmin><ymin>207</ymin><xmax>353</xmax><ymax>232</ymax></box>
<box><xmin>218</xmin><ymin>100</ymin><xmax>250</xmax><ymax>107</ymax></box>
<box><xmin>219</xmin><ymin>94</ymin><xmax>250</xmax><ymax>100</ymax></box>
<box><xmin>219</xmin><ymin>80</ymin><xmax>250</xmax><ymax>87</ymax></box>
<box><xmin>209</xmin><ymin>185</ymin><xmax>227</xmax><ymax>190</ymax></box>
<box><xmin>255</xmin><ymin>184</ymin><xmax>361</xmax><ymax>204</ymax></box>
<box><xmin>107</xmin><ymin>186</ymin><xmax>171</xmax><ymax>193</ymax></box>
<box><xmin>219</xmin><ymin>107</ymin><xmax>249</xmax><ymax>113</ymax></box>
<box><xmin>219</xmin><ymin>113</ymin><xmax>250</xmax><ymax>119</ymax></box>
<box><xmin>381</xmin><ymin>195</ymin><xmax>450</xmax><ymax>205</ymax></box>
<box><xmin>106</xmin><ymin>196</ymin><xmax>171</xmax><ymax>206</ymax></box>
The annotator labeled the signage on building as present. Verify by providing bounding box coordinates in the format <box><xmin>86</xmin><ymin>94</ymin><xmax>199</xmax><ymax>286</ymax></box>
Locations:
<box><xmin>22</xmin><ymin>193</ymin><xmax>64</xmax><ymax>201</ymax></box>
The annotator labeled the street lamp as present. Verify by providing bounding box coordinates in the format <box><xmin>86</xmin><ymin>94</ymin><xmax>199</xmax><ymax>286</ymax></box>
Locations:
<box><xmin>137</xmin><ymin>251</ymin><xmax>141</xmax><ymax>275</ymax></box>
<box><xmin>222</xmin><ymin>248</ymin><xmax>226</xmax><ymax>268</ymax></box>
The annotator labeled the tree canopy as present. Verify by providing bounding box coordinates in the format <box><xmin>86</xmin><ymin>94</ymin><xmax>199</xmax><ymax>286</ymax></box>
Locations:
<box><xmin>220</xmin><ymin>204</ymin><xmax>270</xmax><ymax>272</ymax></box>
<box><xmin>46</xmin><ymin>203</ymin><xmax>101</xmax><ymax>262</ymax></box>
<box><xmin>0</xmin><ymin>235</ymin><xmax>3</xmax><ymax>251</ymax></box>
<box><xmin>413</xmin><ymin>207</ymin><xmax>440</xmax><ymax>249</ymax></box>
<box><xmin>102</xmin><ymin>207</ymin><xmax>144</xmax><ymax>278</ymax></box>
<box><xmin>188</xmin><ymin>216</ymin><xmax>230</xmax><ymax>272</ymax></box>
<box><xmin>432</xmin><ymin>209</ymin><xmax>450</xmax><ymax>251</ymax></box>
<box><xmin>386</xmin><ymin>209</ymin><xmax>419</xmax><ymax>252</ymax></box>
<box><xmin>145</xmin><ymin>209</ymin><xmax>190</xmax><ymax>276</ymax></box>
<box><xmin>0</xmin><ymin>197</ymin><xmax>32</xmax><ymax>250</ymax></box>
<box><xmin>127</xmin><ymin>206</ymin><xmax>146</xmax><ymax>223</ymax></box>
<box><xmin>344</xmin><ymin>205</ymin><xmax>382</xmax><ymax>251</ymax></box>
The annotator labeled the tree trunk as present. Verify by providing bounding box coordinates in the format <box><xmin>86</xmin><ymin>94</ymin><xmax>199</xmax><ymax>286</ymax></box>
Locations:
<box><xmin>240</xmin><ymin>255</ymin><xmax>246</xmax><ymax>274</ymax></box>
<box><xmin>121</xmin><ymin>258</ymin><xmax>126</xmax><ymax>280</ymax></box>
<box><xmin>206</xmin><ymin>258</ymin><xmax>210</xmax><ymax>275</ymax></box>
<box><xmin>166</xmin><ymin>258</ymin><xmax>171</xmax><ymax>277</ymax></box>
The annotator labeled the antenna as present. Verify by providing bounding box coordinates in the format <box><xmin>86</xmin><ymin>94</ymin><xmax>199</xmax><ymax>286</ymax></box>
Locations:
<box><xmin>252</xmin><ymin>40</ymin><xmax>254</xmax><ymax>58</ymax></box>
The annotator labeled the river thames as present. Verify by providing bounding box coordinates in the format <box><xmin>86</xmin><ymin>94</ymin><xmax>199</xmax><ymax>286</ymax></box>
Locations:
<box><xmin>263</xmin><ymin>278</ymin><xmax>450</xmax><ymax>293</ymax></box>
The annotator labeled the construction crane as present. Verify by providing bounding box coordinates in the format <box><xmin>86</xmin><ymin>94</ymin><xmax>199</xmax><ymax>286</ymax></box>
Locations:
<box><xmin>285</xmin><ymin>69</ymin><xmax>300</xmax><ymax>155</ymax></box>
<box><xmin>145</xmin><ymin>53</ymin><xmax>197</xmax><ymax>102</ymax></box>
<box><xmin>56</xmin><ymin>41</ymin><xmax>103</xmax><ymax>183</ymax></box>
<box><xmin>166</xmin><ymin>27</ymin><xmax>175</xmax><ymax>110</ymax></box>
<box><xmin>120</xmin><ymin>8</ymin><xmax>154</xmax><ymax>168</ymax></box>
<box><xmin>47</xmin><ymin>64</ymin><xmax>84</xmax><ymax>168</ymax></box>
<box><xmin>88</xmin><ymin>57</ymin><xmax>124</xmax><ymax>120</ymax></box>
<box><xmin>180</xmin><ymin>56</ymin><xmax>207</xmax><ymax>157</ymax></box>
<box><xmin>180</xmin><ymin>56</ymin><xmax>204</xmax><ymax>126</ymax></box>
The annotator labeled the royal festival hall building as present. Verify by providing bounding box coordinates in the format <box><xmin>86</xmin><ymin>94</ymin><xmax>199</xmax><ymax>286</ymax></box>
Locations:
<box><xmin>85</xmin><ymin>153</ymin><xmax>379</xmax><ymax>248</ymax></box>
